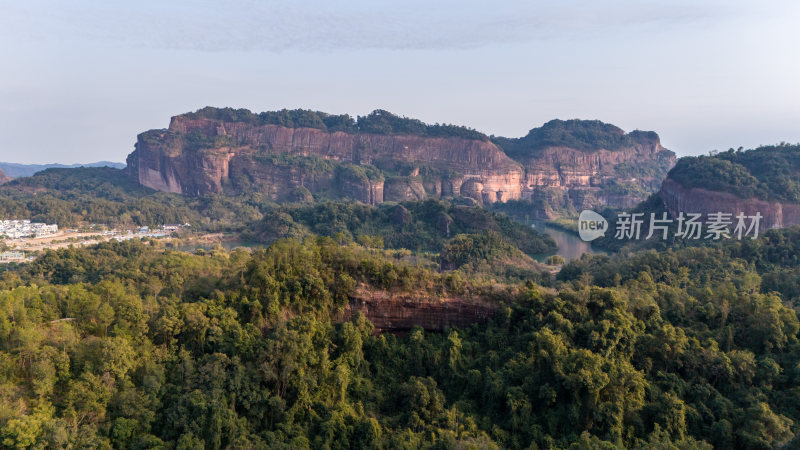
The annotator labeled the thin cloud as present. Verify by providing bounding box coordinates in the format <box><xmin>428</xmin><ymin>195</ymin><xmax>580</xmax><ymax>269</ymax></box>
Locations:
<box><xmin>0</xmin><ymin>0</ymin><xmax>759</xmax><ymax>52</ymax></box>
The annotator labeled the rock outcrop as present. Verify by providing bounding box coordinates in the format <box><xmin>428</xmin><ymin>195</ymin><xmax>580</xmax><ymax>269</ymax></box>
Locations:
<box><xmin>128</xmin><ymin>113</ymin><xmax>521</xmax><ymax>204</ymax></box>
<box><xmin>338</xmin><ymin>285</ymin><xmax>496</xmax><ymax>333</ymax></box>
<box><xmin>125</xmin><ymin>109</ymin><xmax>675</xmax><ymax>212</ymax></box>
<box><xmin>0</xmin><ymin>168</ymin><xmax>10</xmax><ymax>185</ymax></box>
<box><xmin>660</xmin><ymin>178</ymin><xmax>800</xmax><ymax>230</ymax></box>
<box><xmin>659</xmin><ymin>146</ymin><xmax>800</xmax><ymax>230</ymax></box>
<box><xmin>496</xmin><ymin>120</ymin><xmax>676</xmax><ymax>217</ymax></box>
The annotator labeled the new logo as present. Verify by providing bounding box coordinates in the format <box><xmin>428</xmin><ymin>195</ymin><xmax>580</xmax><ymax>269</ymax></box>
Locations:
<box><xmin>578</xmin><ymin>210</ymin><xmax>608</xmax><ymax>242</ymax></box>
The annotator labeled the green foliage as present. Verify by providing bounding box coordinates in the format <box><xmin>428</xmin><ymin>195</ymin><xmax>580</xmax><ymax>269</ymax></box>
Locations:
<box><xmin>668</xmin><ymin>144</ymin><xmax>800</xmax><ymax>202</ymax></box>
<box><xmin>440</xmin><ymin>232</ymin><xmax>518</xmax><ymax>269</ymax></box>
<box><xmin>185</xmin><ymin>106</ymin><xmax>358</xmax><ymax>132</ymax></box>
<box><xmin>3</xmin><ymin>151</ymin><xmax>800</xmax><ymax>447</ymax></box>
<box><xmin>0</xmin><ymin>167</ymin><xmax>272</xmax><ymax>230</ymax></box>
<box><xmin>669</xmin><ymin>155</ymin><xmax>765</xmax><ymax>199</ymax></box>
<box><xmin>356</xmin><ymin>109</ymin><xmax>487</xmax><ymax>140</ymax></box>
<box><xmin>496</xmin><ymin>119</ymin><xmax>661</xmax><ymax>158</ymax></box>
<box><xmin>1</xmin><ymin>220</ymin><xmax>800</xmax><ymax>447</ymax></box>
<box><xmin>248</xmin><ymin>200</ymin><xmax>556</xmax><ymax>268</ymax></box>
<box><xmin>337</xmin><ymin>163</ymin><xmax>385</xmax><ymax>183</ymax></box>
<box><xmin>184</xmin><ymin>107</ymin><xmax>488</xmax><ymax>139</ymax></box>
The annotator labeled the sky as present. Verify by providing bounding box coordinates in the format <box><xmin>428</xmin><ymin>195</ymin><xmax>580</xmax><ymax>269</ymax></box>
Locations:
<box><xmin>1</xmin><ymin>0</ymin><xmax>799</xmax><ymax>164</ymax></box>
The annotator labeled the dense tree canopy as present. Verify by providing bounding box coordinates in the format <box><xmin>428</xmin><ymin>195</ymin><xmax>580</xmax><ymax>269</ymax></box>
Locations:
<box><xmin>668</xmin><ymin>144</ymin><xmax>800</xmax><ymax>202</ymax></box>
<box><xmin>0</xmin><ymin>168</ymin><xmax>270</xmax><ymax>230</ymax></box>
<box><xmin>495</xmin><ymin>119</ymin><xmax>661</xmax><ymax>158</ymax></box>
<box><xmin>182</xmin><ymin>107</ymin><xmax>488</xmax><ymax>140</ymax></box>
<box><xmin>250</xmin><ymin>199</ymin><xmax>556</xmax><ymax>257</ymax></box>
<box><xmin>0</xmin><ymin>218</ymin><xmax>799</xmax><ymax>447</ymax></box>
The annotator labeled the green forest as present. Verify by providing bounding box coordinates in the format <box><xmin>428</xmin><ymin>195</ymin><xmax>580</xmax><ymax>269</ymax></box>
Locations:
<box><xmin>667</xmin><ymin>144</ymin><xmax>800</xmax><ymax>202</ymax></box>
<box><xmin>1</xmin><ymin>216</ymin><xmax>800</xmax><ymax>447</ymax></box>
<box><xmin>0</xmin><ymin>168</ymin><xmax>270</xmax><ymax>230</ymax></box>
<box><xmin>249</xmin><ymin>200</ymin><xmax>555</xmax><ymax>257</ymax></box>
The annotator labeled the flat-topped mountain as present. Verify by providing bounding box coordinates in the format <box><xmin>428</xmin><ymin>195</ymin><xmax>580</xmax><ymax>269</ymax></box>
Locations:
<box><xmin>660</xmin><ymin>144</ymin><xmax>800</xmax><ymax>229</ymax></box>
<box><xmin>125</xmin><ymin>107</ymin><xmax>675</xmax><ymax>213</ymax></box>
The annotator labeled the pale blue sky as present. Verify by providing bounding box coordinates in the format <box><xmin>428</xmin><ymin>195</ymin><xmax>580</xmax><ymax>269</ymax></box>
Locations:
<box><xmin>1</xmin><ymin>0</ymin><xmax>799</xmax><ymax>164</ymax></box>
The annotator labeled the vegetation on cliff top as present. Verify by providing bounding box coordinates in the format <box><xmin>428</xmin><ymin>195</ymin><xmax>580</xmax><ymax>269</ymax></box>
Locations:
<box><xmin>668</xmin><ymin>144</ymin><xmax>800</xmax><ymax>202</ymax></box>
<box><xmin>182</xmin><ymin>107</ymin><xmax>488</xmax><ymax>140</ymax></box>
<box><xmin>495</xmin><ymin>119</ymin><xmax>661</xmax><ymax>158</ymax></box>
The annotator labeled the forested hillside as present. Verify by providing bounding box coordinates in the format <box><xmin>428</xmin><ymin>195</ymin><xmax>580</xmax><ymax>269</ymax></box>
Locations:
<box><xmin>667</xmin><ymin>144</ymin><xmax>800</xmax><ymax>202</ymax></box>
<box><xmin>0</xmin><ymin>167</ymin><xmax>271</xmax><ymax>229</ymax></box>
<box><xmin>1</xmin><ymin>222</ymin><xmax>799</xmax><ymax>447</ymax></box>
<box><xmin>249</xmin><ymin>200</ymin><xmax>556</xmax><ymax>269</ymax></box>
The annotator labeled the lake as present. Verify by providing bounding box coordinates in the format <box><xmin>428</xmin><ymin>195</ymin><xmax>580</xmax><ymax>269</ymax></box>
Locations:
<box><xmin>531</xmin><ymin>221</ymin><xmax>603</xmax><ymax>262</ymax></box>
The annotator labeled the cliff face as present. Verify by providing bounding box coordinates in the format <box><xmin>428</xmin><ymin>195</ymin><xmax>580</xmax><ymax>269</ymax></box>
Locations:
<box><xmin>125</xmin><ymin>110</ymin><xmax>675</xmax><ymax>211</ymax></box>
<box><xmin>338</xmin><ymin>285</ymin><xmax>495</xmax><ymax>333</ymax></box>
<box><xmin>660</xmin><ymin>178</ymin><xmax>800</xmax><ymax>230</ymax></box>
<box><xmin>519</xmin><ymin>143</ymin><xmax>668</xmax><ymax>189</ymax></box>
<box><xmin>502</xmin><ymin>125</ymin><xmax>676</xmax><ymax>217</ymax></box>
<box><xmin>128</xmin><ymin>115</ymin><xmax>522</xmax><ymax>204</ymax></box>
<box><xmin>0</xmin><ymin>168</ymin><xmax>10</xmax><ymax>185</ymax></box>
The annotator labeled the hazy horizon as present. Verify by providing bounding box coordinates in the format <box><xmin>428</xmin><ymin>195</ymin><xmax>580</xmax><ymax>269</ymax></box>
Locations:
<box><xmin>2</xmin><ymin>0</ymin><xmax>800</xmax><ymax>164</ymax></box>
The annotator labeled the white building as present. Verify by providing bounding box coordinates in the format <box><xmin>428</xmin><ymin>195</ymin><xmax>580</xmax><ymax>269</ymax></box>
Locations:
<box><xmin>0</xmin><ymin>220</ymin><xmax>58</xmax><ymax>239</ymax></box>
<box><xmin>161</xmin><ymin>223</ymin><xmax>190</xmax><ymax>232</ymax></box>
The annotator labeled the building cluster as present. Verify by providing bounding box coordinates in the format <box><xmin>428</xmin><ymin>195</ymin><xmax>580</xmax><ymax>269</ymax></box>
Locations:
<box><xmin>162</xmin><ymin>223</ymin><xmax>190</xmax><ymax>232</ymax></box>
<box><xmin>0</xmin><ymin>220</ymin><xmax>59</xmax><ymax>239</ymax></box>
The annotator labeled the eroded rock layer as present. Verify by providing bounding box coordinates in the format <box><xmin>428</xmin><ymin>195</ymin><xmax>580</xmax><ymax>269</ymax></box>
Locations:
<box><xmin>126</xmin><ymin>109</ymin><xmax>676</xmax><ymax>210</ymax></box>
<box><xmin>660</xmin><ymin>178</ymin><xmax>800</xmax><ymax>230</ymax></box>
<box><xmin>338</xmin><ymin>286</ymin><xmax>496</xmax><ymax>333</ymax></box>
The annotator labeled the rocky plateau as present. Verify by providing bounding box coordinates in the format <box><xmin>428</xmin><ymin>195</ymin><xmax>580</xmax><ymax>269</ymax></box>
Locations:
<box><xmin>125</xmin><ymin>108</ymin><xmax>676</xmax><ymax>216</ymax></box>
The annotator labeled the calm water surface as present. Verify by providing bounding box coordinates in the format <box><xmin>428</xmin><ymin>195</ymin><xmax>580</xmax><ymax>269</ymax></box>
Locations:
<box><xmin>531</xmin><ymin>221</ymin><xmax>603</xmax><ymax>262</ymax></box>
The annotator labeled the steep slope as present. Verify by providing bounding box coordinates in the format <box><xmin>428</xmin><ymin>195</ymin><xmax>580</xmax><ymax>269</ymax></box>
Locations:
<box><xmin>660</xmin><ymin>145</ymin><xmax>800</xmax><ymax>229</ymax></box>
<box><xmin>127</xmin><ymin>108</ymin><xmax>522</xmax><ymax>204</ymax></box>
<box><xmin>495</xmin><ymin>119</ymin><xmax>675</xmax><ymax>213</ymax></box>
<box><xmin>0</xmin><ymin>167</ymin><xmax>11</xmax><ymax>185</ymax></box>
<box><xmin>125</xmin><ymin>108</ymin><xmax>675</xmax><ymax>212</ymax></box>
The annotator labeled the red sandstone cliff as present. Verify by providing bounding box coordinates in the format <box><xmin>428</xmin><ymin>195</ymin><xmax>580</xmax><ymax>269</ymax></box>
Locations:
<box><xmin>513</xmin><ymin>137</ymin><xmax>675</xmax><ymax>215</ymax></box>
<box><xmin>125</xmin><ymin>109</ymin><xmax>675</xmax><ymax>210</ymax></box>
<box><xmin>127</xmin><ymin>115</ymin><xmax>522</xmax><ymax>204</ymax></box>
<box><xmin>338</xmin><ymin>285</ymin><xmax>496</xmax><ymax>332</ymax></box>
<box><xmin>519</xmin><ymin>143</ymin><xmax>670</xmax><ymax>190</ymax></box>
<box><xmin>660</xmin><ymin>178</ymin><xmax>800</xmax><ymax>230</ymax></box>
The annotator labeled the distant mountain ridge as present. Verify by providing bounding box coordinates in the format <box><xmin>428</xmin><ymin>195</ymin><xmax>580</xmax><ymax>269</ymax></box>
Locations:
<box><xmin>0</xmin><ymin>161</ymin><xmax>126</xmax><ymax>178</ymax></box>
